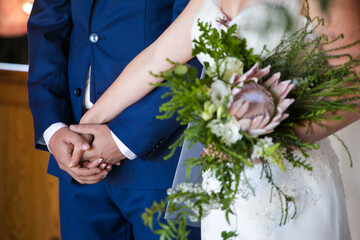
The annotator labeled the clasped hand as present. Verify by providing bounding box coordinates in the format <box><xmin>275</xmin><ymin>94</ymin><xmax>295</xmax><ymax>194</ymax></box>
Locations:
<box><xmin>49</xmin><ymin>124</ymin><xmax>125</xmax><ymax>184</ymax></box>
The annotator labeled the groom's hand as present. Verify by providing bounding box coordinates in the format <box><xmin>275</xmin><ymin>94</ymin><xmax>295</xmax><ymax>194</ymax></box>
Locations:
<box><xmin>70</xmin><ymin>124</ymin><xmax>126</xmax><ymax>165</ymax></box>
<box><xmin>49</xmin><ymin>127</ymin><xmax>108</xmax><ymax>184</ymax></box>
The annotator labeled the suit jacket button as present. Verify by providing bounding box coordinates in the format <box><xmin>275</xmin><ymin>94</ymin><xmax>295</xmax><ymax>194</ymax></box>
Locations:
<box><xmin>89</xmin><ymin>33</ymin><xmax>99</xmax><ymax>43</ymax></box>
<box><xmin>74</xmin><ymin>88</ymin><xmax>82</xmax><ymax>97</ymax></box>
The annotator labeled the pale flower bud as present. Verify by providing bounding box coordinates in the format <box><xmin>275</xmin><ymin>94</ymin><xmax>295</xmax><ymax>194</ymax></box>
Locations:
<box><xmin>201</xmin><ymin>111</ymin><xmax>214</xmax><ymax>121</ymax></box>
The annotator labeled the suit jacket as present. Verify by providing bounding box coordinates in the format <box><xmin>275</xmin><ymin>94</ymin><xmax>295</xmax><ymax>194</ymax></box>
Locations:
<box><xmin>27</xmin><ymin>0</ymin><xmax>201</xmax><ymax>189</ymax></box>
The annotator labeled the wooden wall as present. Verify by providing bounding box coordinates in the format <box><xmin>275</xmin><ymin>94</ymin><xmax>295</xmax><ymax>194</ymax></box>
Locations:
<box><xmin>0</xmin><ymin>69</ymin><xmax>61</xmax><ymax>240</ymax></box>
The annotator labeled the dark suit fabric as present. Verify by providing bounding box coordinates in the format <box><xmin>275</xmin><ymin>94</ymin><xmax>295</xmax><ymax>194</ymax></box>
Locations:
<box><xmin>27</xmin><ymin>0</ymin><xmax>201</xmax><ymax>239</ymax></box>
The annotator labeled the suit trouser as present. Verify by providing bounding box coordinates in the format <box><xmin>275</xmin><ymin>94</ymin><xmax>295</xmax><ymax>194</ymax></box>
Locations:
<box><xmin>58</xmin><ymin>177</ymin><xmax>201</xmax><ymax>240</ymax></box>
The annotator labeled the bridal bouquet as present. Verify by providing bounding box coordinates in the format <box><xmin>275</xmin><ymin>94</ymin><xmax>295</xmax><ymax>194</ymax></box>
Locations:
<box><xmin>142</xmin><ymin>14</ymin><xmax>360</xmax><ymax>240</ymax></box>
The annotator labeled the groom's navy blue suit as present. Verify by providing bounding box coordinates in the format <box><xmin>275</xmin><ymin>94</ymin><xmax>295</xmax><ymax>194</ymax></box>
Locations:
<box><xmin>27</xmin><ymin>0</ymin><xmax>200</xmax><ymax>239</ymax></box>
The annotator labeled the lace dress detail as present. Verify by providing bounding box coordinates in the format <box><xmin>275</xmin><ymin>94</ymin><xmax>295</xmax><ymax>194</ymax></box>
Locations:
<box><xmin>190</xmin><ymin>0</ymin><xmax>351</xmax><ymax>239</ymax></box>
<box><xmin>330</xmin><ymin>122</ymin><xmax>360</xmax><ymax>240</ymax></box>
<box><xmin>201</xmin><ymin>139</ymin><xmax>348</xmax><ymax>240</ymax></box>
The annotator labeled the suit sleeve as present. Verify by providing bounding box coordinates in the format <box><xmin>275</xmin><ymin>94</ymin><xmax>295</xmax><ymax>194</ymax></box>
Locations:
<box><xmin>107</xmin><ymin>86</ymin><xmax>180</xmax><ymax>158</ymax></box>
<box><xmin>108</xmin><ymin>0</ymin><xmax>201</xmax><ymax>159</ymax></box>
<box><xmin>27</xmin><ymin>0</ymin><xmax>73</xmax><ymax>151</ymax></box>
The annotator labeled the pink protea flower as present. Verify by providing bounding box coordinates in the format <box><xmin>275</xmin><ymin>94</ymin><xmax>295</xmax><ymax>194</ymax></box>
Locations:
<box><xmin>228</xmin><ymin>63</ymin><xmax>294</xmax><ymax>137</ymax></box>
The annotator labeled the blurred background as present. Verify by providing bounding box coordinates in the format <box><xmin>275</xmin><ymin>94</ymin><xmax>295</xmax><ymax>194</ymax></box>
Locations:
<box><xmin>0</xmin><ymin>0</ymin><xmax>61</xmax><ymax>239</ymax></box>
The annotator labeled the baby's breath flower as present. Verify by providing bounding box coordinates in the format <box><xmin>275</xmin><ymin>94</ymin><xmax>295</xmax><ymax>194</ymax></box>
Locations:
<box><xmin>262</xmin><ymin>137</ymin><xmax>274</xmax><ymax>146</ymax></box>
<box><xmin>167</xmin><ymin>188</ymin><xmax>176</xmax><ymax>196</ymax></box>
<box><xmin>188</xmin><ymin>214</ymin><xmax>199</xmax><ymax>223</ymax></box>
<box><xmin>176</xmin><ymin>182</ymin><xmax>204</xmax><ymax>194</ymax></box>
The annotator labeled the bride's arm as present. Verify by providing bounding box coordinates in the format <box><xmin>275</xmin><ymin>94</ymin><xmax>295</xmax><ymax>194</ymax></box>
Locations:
<box><xmin>80</xmin><ymin>0</ymin><xmax>204</xmax><ymax>124</ymax></box>
<box><xmin>294</xmin><ymin>0</ymin><xmax>360</xmax><ymax>143</ymax></box>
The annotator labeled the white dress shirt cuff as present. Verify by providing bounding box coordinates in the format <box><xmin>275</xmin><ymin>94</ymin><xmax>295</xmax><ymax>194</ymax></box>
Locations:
<box><xmin>41</xmin><ymin>122</ymin><xmax>68</xmax><ymax>152</ymax></box>
<box><xmin>110</xmin><ymin>131</ymin><xmax>137</xmax><ymax>160</ymax></box>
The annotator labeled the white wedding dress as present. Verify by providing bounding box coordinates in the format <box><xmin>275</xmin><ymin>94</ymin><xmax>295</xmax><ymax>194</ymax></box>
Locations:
<box><xmin>187</xmin><ymin>0</ymin><xmax>352</xmax><ymax>239</ymax></box>
<box><xmin>330</xmin><ymin>123</ymin><xmax>360</xmax><ymax>240</ymax></box>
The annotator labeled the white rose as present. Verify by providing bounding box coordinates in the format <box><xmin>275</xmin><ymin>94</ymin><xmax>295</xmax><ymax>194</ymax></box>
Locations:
<box><xmin>220</xmin><ymin>57</ymin><xmax>244</xmax><ymax>81</ymax></box>
<box><xmin>210</xmin><ymin>80</ymin><xmax>230</xmax><ymax>107</ymax></box>
<box><xmin>222</xmin><ymin>118</ymin><xmax>242</xmax><ymax>145</ymax></box>
<box><xmin>207</xmin><ymin>57</ymin><xmax>244</xmax><ymax>81</ymax></box>
<box><xmin>207</xmin><ymin>119</ymin><xmax>226</xmax><ymax>138</ymax></box>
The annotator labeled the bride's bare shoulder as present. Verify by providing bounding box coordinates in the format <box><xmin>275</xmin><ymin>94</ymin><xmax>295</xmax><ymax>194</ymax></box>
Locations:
<box><xmin>307</xmin><ymin>0</ymin><xmax>360</xmax><ymax>60</ymax></box>
<box><xmin>307</xmin><ymin>0</ymin><xmax>360</xmax><ymax>29</ymax></box>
